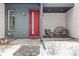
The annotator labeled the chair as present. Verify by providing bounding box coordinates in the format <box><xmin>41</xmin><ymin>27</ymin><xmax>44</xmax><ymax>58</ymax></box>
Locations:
<box><xmin>44</xmin><ymin>29</ymin><xmax>54</xmax><ymax>38</ymax></box>
<box><xmin>53</xmin><ymin>27</ymin><xmax>68</xmax><ymax>38</ymax></box>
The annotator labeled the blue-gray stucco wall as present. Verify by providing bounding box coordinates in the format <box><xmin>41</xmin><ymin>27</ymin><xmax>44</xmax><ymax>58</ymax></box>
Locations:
<box><xmin>5</xmin><ymin>3</ymin><xmax>40</xmax><ymax>39</ymax></box>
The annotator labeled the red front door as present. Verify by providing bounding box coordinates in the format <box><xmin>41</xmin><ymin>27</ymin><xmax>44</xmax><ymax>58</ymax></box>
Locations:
<box><xmin>29</xmin><ymin>10</ymin><xmax>40</xmax><ymax>39</ymax></box>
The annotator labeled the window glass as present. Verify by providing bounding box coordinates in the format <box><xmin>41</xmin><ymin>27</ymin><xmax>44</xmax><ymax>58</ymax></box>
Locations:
<box><xmin>8</xmin><ymin>10</ymin><xmax>15</xmax><ymax>31</ymax></box>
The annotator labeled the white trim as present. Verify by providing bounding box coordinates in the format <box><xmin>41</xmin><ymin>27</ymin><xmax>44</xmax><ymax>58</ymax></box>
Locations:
<box><xmin>8</xmin><ymin>10</ymin><xmax>15</xmax><ymax>31</ymax></box>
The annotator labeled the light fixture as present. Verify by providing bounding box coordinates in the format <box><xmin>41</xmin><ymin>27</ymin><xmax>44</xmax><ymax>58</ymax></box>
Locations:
<box><xmin>22</xmin><ymin>12</ymin><xmax>26</xmax><ymax>16</ymax></box>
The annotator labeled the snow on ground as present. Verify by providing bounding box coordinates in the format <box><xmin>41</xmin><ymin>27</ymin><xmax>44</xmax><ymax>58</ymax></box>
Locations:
<box><xmin>0</xmin><ymin>41</ymin><xmax>79</xmax><ymax>56</ymax></box>
<box><xmin>44</xmin><ymin>41</ymin><xmax>79</xmax><ymax>56</ymax></box>
<box><xmin>0</xmin><ymin>44</ymin><xmax>21</xmax><ymax>56</ymax></box>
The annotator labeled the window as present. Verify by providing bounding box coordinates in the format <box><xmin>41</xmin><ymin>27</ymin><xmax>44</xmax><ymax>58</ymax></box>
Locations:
<box><xmin>8</xmin><ymin>10</ymin><xmax>15</xmax><ymax>31</ymax></box>
<box><xmin>32</xmin><ymin>11</ymin><xmax>34</xmax><ymax>34</ymax></box>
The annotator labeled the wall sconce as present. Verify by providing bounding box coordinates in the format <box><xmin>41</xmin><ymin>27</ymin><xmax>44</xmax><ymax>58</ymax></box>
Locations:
<box><xmin>22</xmin><ymin>12</ymin><xmax>26</xmax><ymax>16</ymax></box>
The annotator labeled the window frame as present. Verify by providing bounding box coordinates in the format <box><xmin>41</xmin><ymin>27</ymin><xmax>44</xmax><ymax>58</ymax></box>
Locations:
<box><xmin>8</xmin><ymin>10</ymin><xmax>15</xmax><ymax>31</ymax></box>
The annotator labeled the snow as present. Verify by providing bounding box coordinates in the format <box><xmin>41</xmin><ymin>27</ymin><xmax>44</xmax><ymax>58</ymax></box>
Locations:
<box><xmin>0</xmin><ymin>44</ymin><xmax>21</xmax><ymax>56</ymax></box>
<box><xmin>44</xmin><ymin>41</ymin><xmax>79</xmax><ymax>56</ymax></box>
<box><xmin>1</xmin><ymin>41</ymin><xmax>79</xmax><ymax>56</ymax></box>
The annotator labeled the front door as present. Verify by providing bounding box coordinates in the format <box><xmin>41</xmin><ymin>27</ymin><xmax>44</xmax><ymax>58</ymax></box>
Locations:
<box><xmin>29</xmin><ymin>10</ymin><xmax>40</xmax><ymax>39</ymax></box>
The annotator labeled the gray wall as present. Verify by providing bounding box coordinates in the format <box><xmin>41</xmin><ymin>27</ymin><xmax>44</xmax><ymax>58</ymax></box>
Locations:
<box><xmin>43</xmin><ymin>3</ymin><xmax>74</xmax><ymax>7</ymax></box>
<box><xmin>5</xmin><ymin>3</ymin><xmax>40</xmax><ymax>39</ymax></box>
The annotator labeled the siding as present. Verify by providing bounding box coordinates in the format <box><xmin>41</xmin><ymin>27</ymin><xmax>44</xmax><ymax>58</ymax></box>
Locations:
<box><xmin>5</xmin><ymin>3</ymin><xmax>40</xmax><ymax>39</ymax></box>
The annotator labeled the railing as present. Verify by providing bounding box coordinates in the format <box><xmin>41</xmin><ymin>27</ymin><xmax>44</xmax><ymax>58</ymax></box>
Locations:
<box><xmin>40</xmin><ymin>39</ymin><xmax>46</xmax><ymax>49</ymax></box>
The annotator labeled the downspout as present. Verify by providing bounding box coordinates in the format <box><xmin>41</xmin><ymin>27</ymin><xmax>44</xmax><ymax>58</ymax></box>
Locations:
<box><xmin>40</xmin><ymin>3</ymin><xmax>46</xmax><ymax>49</ymax></box>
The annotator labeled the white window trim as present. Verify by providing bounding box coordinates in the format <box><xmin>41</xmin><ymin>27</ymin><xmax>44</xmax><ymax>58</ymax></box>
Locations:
<box><xmin>8</xmin><ymin>10</ymin><xmax>15</xmax><ymax>31</ymax></box>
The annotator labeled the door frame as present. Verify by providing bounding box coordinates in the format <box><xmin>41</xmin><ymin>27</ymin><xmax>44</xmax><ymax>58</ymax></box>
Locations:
<box><xmin>29</xmin><ymin>9</ymin><xmax>40</xmax><ymax>39</ymax></box>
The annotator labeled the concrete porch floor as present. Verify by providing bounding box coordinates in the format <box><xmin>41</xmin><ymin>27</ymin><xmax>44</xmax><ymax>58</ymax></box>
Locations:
<box><xmin>14</xmin><ymin>39</ymin><xmax>40</xmax><ymax>45</ymax></box>
<box><xmin>13</xmin><ymin>38</ymin><xmax>78</xmax><ymax>45</ymax></box>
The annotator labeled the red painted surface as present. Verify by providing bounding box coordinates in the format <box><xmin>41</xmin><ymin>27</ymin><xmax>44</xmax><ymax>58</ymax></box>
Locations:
<box><xmin>29</xmin><ymin>10</ymin><xmax>40</xmax><ymax>38</ymax></box>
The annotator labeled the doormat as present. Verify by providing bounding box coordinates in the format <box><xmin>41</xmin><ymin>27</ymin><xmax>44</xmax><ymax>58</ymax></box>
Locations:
<box><xmin>13</xmin><ymin>45</ymin><xmax>40</xmax><ymax>56</ymax></box>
